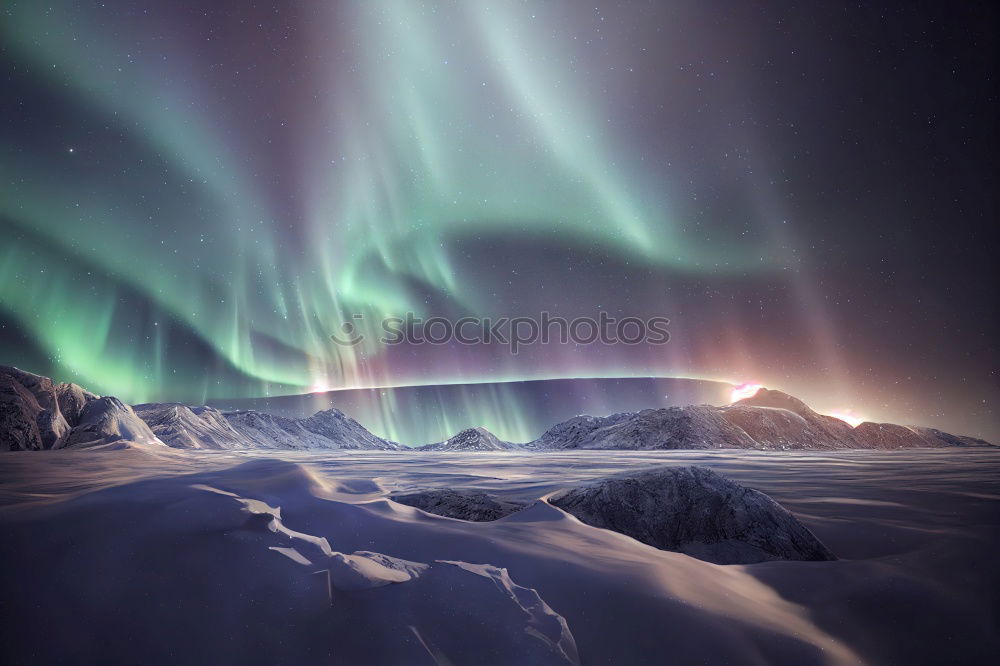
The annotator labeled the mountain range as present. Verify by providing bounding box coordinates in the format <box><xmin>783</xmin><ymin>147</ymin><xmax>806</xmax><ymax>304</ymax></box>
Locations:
<box><xmin>1</xmin><ymin>366</ymin><xmax>992</xmax><ymax>451</ymax></box>
<box><xmin>532</xmin><ymin>388</ymin><xmax>992</xmax><ymax>451</ymax></box>
<box><xmin>133</xmin><ymin>402</ymin><xmax>401</xmax><ymax>450</ymax></box>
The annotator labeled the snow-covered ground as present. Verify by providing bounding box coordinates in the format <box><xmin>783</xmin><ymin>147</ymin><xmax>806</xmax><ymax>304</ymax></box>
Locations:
<box><xmin>1</xmin><ymin>449</ymin><xmax>998</xmax><ymax>665</ymax></box>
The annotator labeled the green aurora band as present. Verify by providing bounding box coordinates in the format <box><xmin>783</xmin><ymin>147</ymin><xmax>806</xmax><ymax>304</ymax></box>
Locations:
<box><xmin>7</xmin><ymin>1</ymin><xmax>905</xmax><ymax>442</ymax></box>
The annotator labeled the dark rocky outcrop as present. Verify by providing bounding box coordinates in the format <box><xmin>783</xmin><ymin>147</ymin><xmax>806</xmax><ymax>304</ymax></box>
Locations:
<box><xmin>549</xmin><ymin>466</ymin><xmax>836</xmax><ymax>564</ymax></box>
<box><xmin>0</xmin><ymin>366</ymin><xmax>100</xmax><ymax>450</ymax></box>
<box><xmin>55</xmin><ymin>382</ymin><xmax>99</xmax><ymax>425</ymax></box>
<box><xmin>392</xmin><ymin>489</ymin><xmax>528</xmax><ymax>521</ymax></box>
<box><xmin>1</xmin><ymin>369</ymin><xmax>60</xmax><ymax>450</ymax></box>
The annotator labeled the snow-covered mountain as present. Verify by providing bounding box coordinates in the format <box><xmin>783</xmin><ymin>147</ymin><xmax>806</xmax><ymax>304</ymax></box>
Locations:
<box><xmin>63</xmin><ymin>397</ymin><xmax>164</xmax><ymax>449</ymax></box>
<box><xmin>166</xmin><ymin>407</ymin><xmax>401</xmax><ymax>450</ymax></box>
<box><xmin>530</xmin><ymin>405</ymin><xmax>757</xmax><ymax>450</ymax></box>
<box><xmin>722</xmin><ymin>388</ymin><xmax>991</xmax><ymax>449</ymax></box>
<box><xmin>297</xmin><ymin>408</ymin><xmax>401</xmax><ymax>450</ymax></box>
<box><xmin>1</xmin><ymin>367</ymin><xmax>992</xmax><ymax>451</ymax></box>
<box><xmin>417</xmin><ymin>426</ymin><xmax>521</xmax><ymax>451</ymax></box>
<box><xmin>222</xmin><ymin>408</ymin><xmax>401</xmax><ymax>450</ymax></box>
<box><xmin>1</xmin><ymin>366</ymin><xmax>162</xmax><ymax>450</ymax></box>
<box><xmin>530</xmin><ymin>388</ymin><xmax>993</xmax><ymax>450</ymax></box>
<box><xmin>1</xmin><ymin>366</ymin><xmax>398</xmax><ymax>451</ymax></box>
<box><xmin>133</xmin><ymin>403</ymin><xmax>248</xmax><ymax>450</ymax></box>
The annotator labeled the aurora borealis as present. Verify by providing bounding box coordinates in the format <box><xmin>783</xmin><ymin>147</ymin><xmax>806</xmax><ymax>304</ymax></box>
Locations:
<box><xmin>2</xmin><ymin>1</ymin><xmax>997</xmax><ymax>442</ymax></box>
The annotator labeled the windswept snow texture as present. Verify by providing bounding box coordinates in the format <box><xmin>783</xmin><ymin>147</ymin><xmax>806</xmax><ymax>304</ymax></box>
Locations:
<box><xmin>0</xmin><ymin>458</ymin><xmax>578</xmax><ymax>665</ymax></box>
<box><xmin>439</xmin><ymin>560</ymin><xmax>580</xmax><ymax>665</ymax></box>
<box><xmin>549</xmin><ymin>466</ymin><xmax>835</xmax><ymax>564</ymax></box>
<box><xmin>1</xmin><ymin>450</ymin><xmax>999</xmax><ymax>664</ymax></box>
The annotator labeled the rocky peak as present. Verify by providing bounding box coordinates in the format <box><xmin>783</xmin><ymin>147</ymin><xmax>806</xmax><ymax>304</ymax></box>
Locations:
<box><xmin>734</xmin><ymin>387</ymin><xmax>816</xmax><ymax>417</ymax></box>
<box><xmin>420</xmin><ymin>426</ymin><xmax>516</xmax><ymax>451</ymax></box>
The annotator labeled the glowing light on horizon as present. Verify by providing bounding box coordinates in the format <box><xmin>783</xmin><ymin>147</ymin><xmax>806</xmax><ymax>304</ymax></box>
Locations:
<box><xmin>308</xmin><ymin>381</ymin><xmax>332</xmax><ymax>394</ymax></box>
<box><xmin>730</xmin><ymin>383</ymin><xmax>764</xmax><ymax>404</ymax></box>
<box><xmin>828</xmin><ymin>410</ymin><xmax>866</xmax><ymax>427</ymax></box>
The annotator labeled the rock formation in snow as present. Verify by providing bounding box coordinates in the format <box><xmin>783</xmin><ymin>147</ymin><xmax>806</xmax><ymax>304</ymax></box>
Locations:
<box><xmin>1</xmin><ymin>366</ymin><xmax>70</xmax><ymax>450</ymax></box>
<box><xmin>392</xmin><ymin>489</ymin><xmax>528</xmax><ymax>521</ymax></box>
<box><xmin>549</xmin><ymin>465</ymin><xmax>836</xmax><ymax>564</ymax></box>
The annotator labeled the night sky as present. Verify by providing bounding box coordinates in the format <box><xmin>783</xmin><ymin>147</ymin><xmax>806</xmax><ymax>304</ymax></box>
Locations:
<box><xmin>2</xmin><ymin>1</ymin><xmax>997</xmax><ymax>441</ymax></box>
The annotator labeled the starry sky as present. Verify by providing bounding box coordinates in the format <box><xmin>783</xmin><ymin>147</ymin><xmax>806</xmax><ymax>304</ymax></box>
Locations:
<box><xmin>2</xmin><ymin>1</ymin><xmax>997</xmax><ymax>441</ymax></box>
